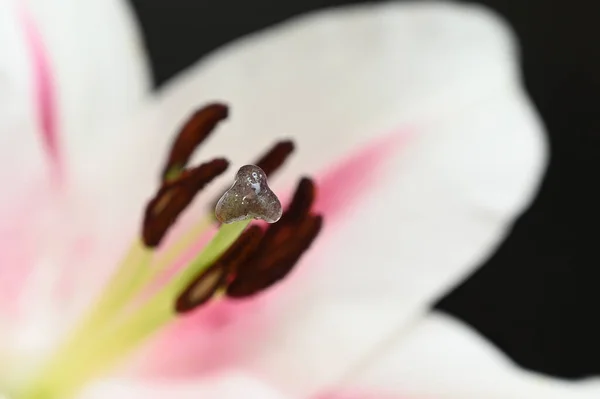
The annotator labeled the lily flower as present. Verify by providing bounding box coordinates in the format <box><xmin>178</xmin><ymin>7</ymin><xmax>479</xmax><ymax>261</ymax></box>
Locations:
<box><xmin>2</xmin><ymin>1</ymin><xmax>598</xmax><ymax>398</ymax></box>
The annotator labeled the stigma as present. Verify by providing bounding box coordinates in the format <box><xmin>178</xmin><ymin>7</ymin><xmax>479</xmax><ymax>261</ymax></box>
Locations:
<box><xmin>215</xmin><ymin>165</ymin><xmax>282</xmax><ymax>224</ymax></box>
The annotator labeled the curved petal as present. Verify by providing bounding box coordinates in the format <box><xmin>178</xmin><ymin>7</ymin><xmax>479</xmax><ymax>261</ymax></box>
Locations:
<box><xmin>119</xmin><ymin>1</ymin><xmax>547</xmax><ymax>396</ymax></box>
<box><xmin>332</xmin><ymin>312</ymin><xmax>600</xmax><ymax>398</ymax></box>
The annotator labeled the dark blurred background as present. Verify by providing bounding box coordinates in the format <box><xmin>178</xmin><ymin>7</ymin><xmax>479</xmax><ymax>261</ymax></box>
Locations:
<box><xmin>128</xmin><ymin>0</ymin><xmax>600</xmax><ymax>380</ymax></box>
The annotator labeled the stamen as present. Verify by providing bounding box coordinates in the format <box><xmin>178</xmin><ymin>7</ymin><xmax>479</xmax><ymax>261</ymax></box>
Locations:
<box><xmin>144</xmin><ymin>159</ymin><xmax>228</xmax><ymax>247</ymax></box>
<box><xmin>161</xmin><ymin>103</ymin><xmax>229</xmax><ymax>181</ymax></box>
<box><xmin>175</xmin><ymin>225</ymin><xmax>263</xmax><ymax>313</ymax></box>
<box><xmin>215</xmin><ymin>165</ymin><xmax>282</xmax><ymax>224</ymax></box>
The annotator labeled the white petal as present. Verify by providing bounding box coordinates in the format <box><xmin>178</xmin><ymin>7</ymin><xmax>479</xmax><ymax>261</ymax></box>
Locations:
<box><xmin>335</xmin><ymin>312</ymin><xmax>600</xmax><ymax>398</ymax></box>
<box><xmin>80</xmin><ymin>372</ymin><xmax>288</xmax><ymax>399</ymax></box>
<box><xmin>25</xmin><ymin>0</ymin><xmax>151</xmax><ymax>176</ymax></box>
<box><xmin>127</xmin><ymin>2</ymin><xmax>545</xmax><ymax>396</ymax></box>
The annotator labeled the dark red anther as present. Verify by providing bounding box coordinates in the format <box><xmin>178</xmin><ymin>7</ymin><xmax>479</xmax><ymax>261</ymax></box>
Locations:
<box><xmin>254</xmin><ymin>140</ymin><xmax>295</xmax><ymax>177</ymax></box>
<box><xmin>279</xmin><ymin>177</ymin><xmax>315</xmax><ymax>224</ymax></box>
<box><xmin>175</xmin><ymin>225</ymin><xmax>264</xmax><ymax>313</ymax></box>
<box><xmin>162</xmin><ymin>103</ymin><xmax>229</xmax><ymax>181</ymax></box>
<box><xmin>261</xmin><ymin>177</ymin><xmax>316</xmax><ymax>249</ymax></box>
<box><xmin>143</xmin><ymin>159</ymin><xmax>228</xmax><ymax>248</ymax></box>
<box><xmin>226</xmin><ymin>215</ymin><xmax>322</xmax><ymax>298</ymax></box>
<box><xmin>174</xmin><ymin>265</ymin><xmax>226</xmax><ymax>313</ymax></box>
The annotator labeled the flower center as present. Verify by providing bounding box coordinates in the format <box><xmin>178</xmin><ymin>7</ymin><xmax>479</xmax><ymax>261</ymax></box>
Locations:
<box><xmin>13</xmin><ymin>104</ymin><xmax>322</xmax><ymax>399</ymax></box>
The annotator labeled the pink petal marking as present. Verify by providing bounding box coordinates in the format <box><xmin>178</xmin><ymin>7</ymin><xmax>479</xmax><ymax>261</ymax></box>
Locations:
<box><xmin>129</xmin><ymin>130</ymin><xmax>410</xmax><ymax>381</ymax></box>
<box><xmin>314</xmin><ymin>131</ymin><xmax>409</xmax><ymax>220</ymax></box>
<box><xmin>0</xmin><ymin>187</ymin><xmax>50</xmax><ymax>318</ymax></box>
<box><xmin>0</xmin><ymin>223</ymin><xmax>34</xmax><ymax>318</ymax></box>
<box><xmin>18</xmin><ymin>3</ymin><xmax>62</xmax><ymax>181</ymax></box>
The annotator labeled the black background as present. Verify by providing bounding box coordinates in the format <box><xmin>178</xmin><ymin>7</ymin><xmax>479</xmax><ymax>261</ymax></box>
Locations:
<box><xmin>129</xmin><ymin>0</ymin><xmax>600</xmax><ymax>379</ymax></box>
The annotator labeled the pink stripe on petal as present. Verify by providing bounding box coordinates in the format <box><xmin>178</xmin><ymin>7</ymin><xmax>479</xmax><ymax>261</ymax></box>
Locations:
<box><xmin>0</xmin><ymin>229</ymin><xmax>33</xmax><ymax>318</ymax></box>
<box><xmin>18</xmin><ymin>4</ymin><xmax>62</xmax><ymax>180</ymax></box>
<box><xmin>314</xmin><ymin>130</ymin><xmax>410</xmax><ymax>221</ymax></box>
<box><xmin>0</xmin><ymin>186</ymin><xmax>50</xmax><ymax>318</ymax></box>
